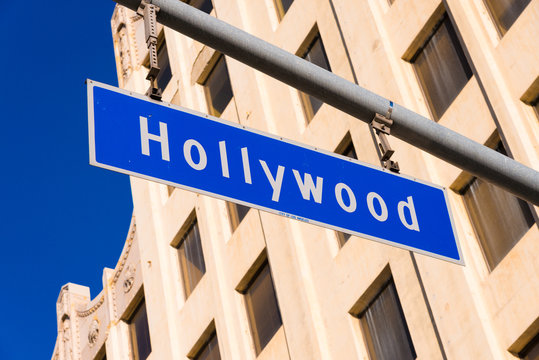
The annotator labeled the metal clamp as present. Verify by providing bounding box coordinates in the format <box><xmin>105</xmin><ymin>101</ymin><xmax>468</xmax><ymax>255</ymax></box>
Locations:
<box><xmin>371</xmin><ymin>102</ymin><xmax>400</xmax><ymax>173</ymax></box>
<box><xmin>138</xmin><ymin>0</ymin><xmax>162</xmax><ymax>100</ymax></box>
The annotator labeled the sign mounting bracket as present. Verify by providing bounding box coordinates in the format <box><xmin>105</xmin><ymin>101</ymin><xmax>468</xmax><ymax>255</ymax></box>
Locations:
<box><xmin>138</xmin><ymin>0</ymin><xmax>162</xmax><ymax>100</ymax></box>
<box><xmin>371</xmin><ymin>101</ymin><xmax>400</xmax><ymax>173</ymax></box>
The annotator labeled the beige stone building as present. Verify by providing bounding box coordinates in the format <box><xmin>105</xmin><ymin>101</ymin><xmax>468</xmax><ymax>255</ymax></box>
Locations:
<box><xmin>52</xmin><ymin>0</ymin><xmax>539</xmax><ymax>359</ymax></box>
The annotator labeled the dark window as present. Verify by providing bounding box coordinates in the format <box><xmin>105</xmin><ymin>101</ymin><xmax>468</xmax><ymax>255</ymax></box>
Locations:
<box><xmin>462</xmin><ymin>142</ymin><xmax>534</xmax><ymax>270</ymax></box>
<box><xmin>190</xmin><ymin>0</ymin><xmax>213</xmax><ymax>14</ymax></box>
<box><xmin>176</xmin><ymin>219</ymin><xmax>206</xmax><ymax>298</ymax></box>
<box><xmin>244</xmin><ymin>262</ymin><xmax>282</xmax><ymax>355</ymax></box>
<box><xmin>336</xmin><ymin>139</ymin><xmax>358</xmax><ymax>246</ymax></box>
<box><xmin>275</xmin><ymin>0</ymin><xmax>294</xmax><ymax>19</ymax></box>
<box><xmin>194</xmin><ymin>332</ymin><xmax>221</xmax><ymax>360</ymax></box>
<box><xmin>388</xmin><ymin>0</ymin><xmax>395</xmax><ymax>5</ymax></box>
<box><xmin>359</xmin><ymin>280</ymin><xmax>416</xmax><ymax>360</ymax></box>
<box><xmin>412</xmin><ymin>14</ymin><xmax>472</xmax><ymax>121</ymax></box>
<box><xmin>533</xmin><ymin>97</ymin><xmax>539</xmax><ymax>118</ymax></box>
<box><xmin>129</xmin><ymin>300</ymin><xmax>152</xmax><ymax>360</ymax></box>
<box><xmin>95</xmin><ymin>347</ymin><xmax>107</xmax><ymax>360</ymax></box>
<box><xmin>484</xmin><ymin>0</ymin><xmax>531</xmax><ymax>36</ymax></box>
<box><xmin>204</xmin><ymin>56</ymin><xmax>234</xmax><ymax>117</ymax></box>
<box><xmin>520</xmin><ymin>332</ymin><xmax>539</xmax><ymax>360</ymax></box>
<box><xmin>300</xmin><ymin>33</ymin><xmax>331</xmax><ymax>122</ymax></box>
<box><xmin>337</xmin><ymin>230</ymin><xmax>351</xmax><ymax>247</ymax></box>
<box><xmin>341</xmin><ymin>141</ymin><xmax>358</xmax><ymax>160</ymax></box>
<box><xmin>228</xmin><ymin>202</ymin><xmax>250</xmax><ymax>231</ymax></box>
<box><xmin>156</xmin><ymin>40</ymin><xmax>172</xmax><ymax>91</ymax></box>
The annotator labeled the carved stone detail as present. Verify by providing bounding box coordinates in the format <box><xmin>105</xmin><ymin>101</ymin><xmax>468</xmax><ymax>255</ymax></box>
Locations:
<box><xmin>118</xmin><ymin>24</ymin><xmax>132</xmax><ymax>82</ymax></box>
<box><xmin>123</xmin><ymin>264</ymin><xmax>136</xmax><ymax>293</ymax></box>
<box><xmin>113</xmin><ymin>222</ymin><xmax>136</xmax><ymax>285</ymax></box>
<box><xmin>75</xmin><ymin>294</ymin><xmax>104</xmax><ymax>318</ymax></box>
<box><xmin>88</xmin><ymin>319</ymin><xmax>99</xmax><ymax>347</ymax></box>
<box><xmin>112</xmin><ymin>220</ymin><xmax>137</xmax><ymax>318</ymax></box>
<box><xmin>62</xmin><ymin>317</ymin><xmax>73</xmax><ymax>360</ymax></box>
<box><xmin>112</xmin><ymin>6</ymin><xmax>135</xmax><ymax>86</ymax></box>
<box><xmin>131</xmin><ymin>14</ymin><xmax>142</xmax><ymax>22</ymax></box>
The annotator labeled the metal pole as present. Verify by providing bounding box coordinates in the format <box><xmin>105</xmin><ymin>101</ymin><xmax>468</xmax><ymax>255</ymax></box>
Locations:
<box><xmin>114</xmin><ymin>0</ymin><xmax>539</xmax><ymax>205</ymax></box>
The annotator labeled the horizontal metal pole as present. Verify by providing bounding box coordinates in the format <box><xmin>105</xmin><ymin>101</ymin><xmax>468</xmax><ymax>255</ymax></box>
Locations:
<box><xmin>114</xmin><ymin>0</ymin><xmax>539</xmax><ymax>205</ymax></box>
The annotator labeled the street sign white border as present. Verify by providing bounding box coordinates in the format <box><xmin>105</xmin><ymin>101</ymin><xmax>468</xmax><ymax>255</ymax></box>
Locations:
<box><xmin>87</xmin><ymin>79</ymin><xmax>464</xmax><ymax>265</ymax></box>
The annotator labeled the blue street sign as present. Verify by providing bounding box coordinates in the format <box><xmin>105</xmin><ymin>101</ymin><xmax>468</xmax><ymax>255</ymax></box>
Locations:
<box><xmin>88</xmin><ymin>80</ymin><xmax>463</xmax><ymax>264</ymax></box>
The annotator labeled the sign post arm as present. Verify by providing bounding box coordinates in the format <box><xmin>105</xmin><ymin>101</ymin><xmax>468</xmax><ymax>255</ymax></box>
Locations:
<box><xmin>113</xmin><ymin>0</ymin><xmax>539</xmax><ymax>205</ymax></box>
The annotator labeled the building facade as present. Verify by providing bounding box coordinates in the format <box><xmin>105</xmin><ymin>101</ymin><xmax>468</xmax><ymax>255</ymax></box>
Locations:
<box><xmin>52</xmin><ymin>0</ymin><xmax>539</xmax><ymax>359</ymax></box>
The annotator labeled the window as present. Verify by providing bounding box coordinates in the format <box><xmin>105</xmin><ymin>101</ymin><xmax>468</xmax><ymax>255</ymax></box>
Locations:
<box><xmin>462</xmin><ymin>142</ymin><xmax>534</xmax><ymax>270</ymax></box>
<box><xmin>300</xmin><ymin>33</ymin><xmax>331</xmax><ymax>122</ymax></box>
<box><xmin>193</xmin><ymin>331</ymin><xmax>221</xmax><ymax>360</ymax></box>
<box><xmin>533</xmin><ymin>97</ymin><xmax>539</xmax><ymax>118</ymax></box>
<box><xmin>228</xmin><ymin>202</ymin><xmax>250</xmax><ymax>231</ymax></box>
<box><xmin>275</xmin><ymin>0</ymin><xmax>294</xmax><ymax>19</ymax></box>
<box><xmin>412</xmin><ymin>14</ymin><xmax>472</xmax><ymax>121</ymax></box>
<box><xmin>340</xmin><ymin>140</ymin><xmax>358</xmax><ymax>160</ymax></box>
<box><xmin>337</xmin><ymin>229</ymin><xmax>352</xmax><ymax>247</ymax></box>
<box><xmin>156</xmin><ymin>40</ymin><xmax>172</xmax><ymax>91</ymax></box>
<box><xmin>336</xmin><ymin>138</ymin><xmax>358</xmax><ymax>246</ymax></box>
<box><xmin>176</xmin><ymin>219</ymin><xmax>206</xmax><ymax>298</ymax></box>
<box><xmin>190</xmin><ymin>0</ymin><xmax>213</xmax><ymax>14</ymax></box>
<box><xmin>244</xmin><ymin>262</ymin><xmax>282</xmax><ymax>355</ymax></box>
<box><xmin>484</xmin><ymin>0</ymin><xmax>531</xmax><ymax>36</ymax></box>
<box><xmin>519</xmin><ymin>333</ymin><xmax>539</xmax><ymax>360</ymax></box>
<box><xmin>129</xmin><ymin>299</ymin><xmax>152</xmax><ymax>360</ymax></box>
<box><xmin>94</xmin><ymin>346</ymin><xmax>107</xmax><ymax>360</ymax></box>
<box><xmin>204</xmin><ymin>55</ymin><xmax>234</xmax><ymax>117</ymax></box>
<box><xmin>359</xmin><ymin>280</ymin><xmax>416</xmax><ymax>360</ymax></box>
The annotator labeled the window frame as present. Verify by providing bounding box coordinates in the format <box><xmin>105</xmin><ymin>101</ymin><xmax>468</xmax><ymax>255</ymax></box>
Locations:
<box><xmin>94</xmin><ymin>343</ymin><xmax>107</xmax><ymax>360</ymax></box>
<box><xmin>242</xmin><ymin>261</ymin><xmax>283</xmax><ymax>355</ymax></box>
<box><xmin>274</xmin><ymin>0</ymin><xmax>294</xmax><ymax>20</ymax></box>
<box><xmin>155</xmin><ymin>39</ymin><xmax>172</xmax><ymax>91</ymax></box>
<box><xmin>298</xmin><ymin>31</ymin><xmax>332</xmax><ymax>123</ymax></box>
<box><xmin>189</xmin><ymin>0</ymin><xmax>214</xmax><ymax>14</ymax></box>
<box><xmin>128</xmin><ymin>298</ymin><xmax>152</xmax><ymax>360</ymax></box>
<box><xmin>410</xmin><ymin>12</ymin><xmax>472</xmax><ymax>121</ymax></box>
<box><xmin>533</xmin><ymin>97</ymin><xmax>539</xmax><ymax>118</ymax></box>
<box><xmin>519</xmin><ymin>332</ymin><xmax>539</xmax><ymax>360</ymax></box>
<box><xmin>483</xmin><ymin>0</ymin><xmax>532</xmax><ymax>37</ymax></box>
<box><xmin>334</xmin><ymin>133</ymin><xmax>357</xmax><ymax>247</ymax></box>
<box><xmin>174</xmin><ymin>217</ymin><xmax>207</xmax><ymax>299</ymax></box>
<box><xmin>227</xmin><ymin>202</ymin><xmax>250</xmax><ymax>232</ymax></box>
<box><xmin>459</xmin><ymin>138</ymin><xmax>535</xmax><ymax>271</ymax></box>
<box><xmin>357</xmin><ymin>279</ymin><xmax>416</xmax><ymax>360</ymax></box>
<box><xmin>203</xmin><ymin>54</ymin><xmax>234</xmax><ymax>117</ymax></box>
<box><xmin>192</xmin><ymin>330</ymin><xmax>221</xmax><ymax>360</ymax></box>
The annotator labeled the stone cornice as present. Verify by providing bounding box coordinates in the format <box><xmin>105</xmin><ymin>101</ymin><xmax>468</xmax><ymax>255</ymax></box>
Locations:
<box><xmin>75</xmin><ymin>294</ymin><xmax>105</xmax><ymax>318</ymax></box>
<box><xmin>112</xmin><ymin>220</ymin><xmax>137</xmax><ymax>285</ymax></box>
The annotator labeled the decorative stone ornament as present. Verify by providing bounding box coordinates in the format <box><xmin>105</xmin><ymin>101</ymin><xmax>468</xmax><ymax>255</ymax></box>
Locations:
<box><xmin>111</xmin><ymin>6</ymin><xmax>134</xmax><ymax>87</ymax></box>
<box><xmin>62</xmin><ymin>317</ymin><xmax>73</xmax><ymax>360</ymax></box>
<box><xmin>123</xmin><ymin>264</ymin><xmax>136</xmax><ymax>293</ymax></box>
<box><xmin>88</xmin><ymin>319</ymin><xmax>99</xmax><ymax>347</ymax></box>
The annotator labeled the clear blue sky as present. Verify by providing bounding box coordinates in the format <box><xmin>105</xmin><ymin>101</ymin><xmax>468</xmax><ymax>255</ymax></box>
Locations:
<box><xmin>0</xmin><ymin>2</ymin><xmax>133</xmax><ymax>358</ymax></box>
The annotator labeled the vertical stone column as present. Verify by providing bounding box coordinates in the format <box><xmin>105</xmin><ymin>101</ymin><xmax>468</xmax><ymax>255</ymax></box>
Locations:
<box><xmin>55</xmin><ymin>284</ymin><xmax>91</xmax><ymax>360</ymax></box>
